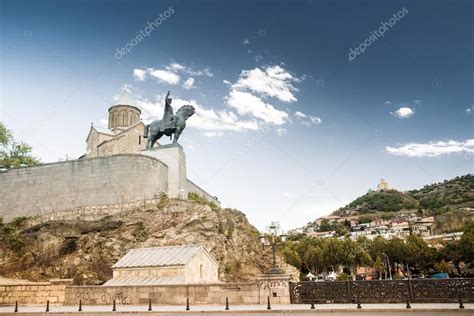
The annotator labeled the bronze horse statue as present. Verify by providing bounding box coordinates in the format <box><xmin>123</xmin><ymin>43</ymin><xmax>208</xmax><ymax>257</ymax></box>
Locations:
<box><xmin>143</xmin><ymin>91</ymin><xmax>195</xmax><ymax>148</ymax></box>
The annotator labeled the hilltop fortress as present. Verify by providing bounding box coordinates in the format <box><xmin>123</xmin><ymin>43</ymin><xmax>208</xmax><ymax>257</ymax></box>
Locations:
<box><xmin>0</xmin><ymin>91</ymin><xmax>218</xmax><ymax>222</ymax></box>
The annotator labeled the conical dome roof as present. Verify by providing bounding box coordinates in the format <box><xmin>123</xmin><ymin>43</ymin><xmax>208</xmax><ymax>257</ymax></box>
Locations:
<box><xmin>115</xmin><ymin>90</ymin><xmax>136</xmax><ymax>106</ymax></box>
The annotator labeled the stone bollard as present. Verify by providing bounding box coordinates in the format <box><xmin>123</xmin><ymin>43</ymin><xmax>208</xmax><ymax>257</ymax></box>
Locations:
<box><xmin>46</xmin><ymin>300</ymin><xmax>50</xmax><ymax>312</ymax></box>
<box><xmin>356</xmin><ymin>297</ymin><xmax>361</xmax><ymax>309</ymax></box>
<box><xmin>459</xmin><ymin>296</ymin><xmax>464</xmax><ymax>309</ymax></box>
<box><xmin>310</xmin><ymin>301</ymin><xmax>315</xmax><ymax>309</ymax></box>
<box><xmin>112</xmin><ymin>299</ymin><xmax>116</xmax><ymax>311</ymax></box>
<box><xmin>186</xmin><ymin>298</ymin><xmax>190</xmax><ymax>311</ymax></box>
<box><xmin>148</xmin><ymin>298</ymin><xmax>152</xmax><ymax>311</ymax></box>
<box><xmin>267</xmin><ymin>296</ymin><xmax>271</xmax><ymax>310</ymax></box>
<box><xmin>406</xmin><ymin>295</ymin><xmax>411</xmax><ymax>309</ymax></box>
<box><xmin>79</xmin><ymin>299</ymin><xmax>82</xmax><ymax>312</ymax></box>
<box><xmin>225</xmin><ymin>297</ymin><xmax>229</xmax><ymax>310</ymax></box>
<box><xmin>14</xmin><ymin>301</ymin><xmax>18</xmax><ymax>313</ymax></box>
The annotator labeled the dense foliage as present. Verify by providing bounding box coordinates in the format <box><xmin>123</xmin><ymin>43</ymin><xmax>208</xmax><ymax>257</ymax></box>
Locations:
<box><xmin>345</xmin><ymin>190</ymin><xmax>418</xmax><ymax>213</ymax></box>
<box><xmin>0</xmin><ymin>121</ymin><xmax>40</xmax><ymax>168</ymax></box>
<box><xmin>410</xmin><ymin>175</ymin><xmax>474</xmax><ymax>210</ymax></box>
<box><xmin>282</xmin><ymin>220</ymin><xmax>474</xmax><ymax>280</ymax></box>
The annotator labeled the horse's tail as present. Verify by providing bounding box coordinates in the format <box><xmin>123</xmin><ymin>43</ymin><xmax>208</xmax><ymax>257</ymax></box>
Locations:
<box><xmin>143</xmin><ymin>124</ymin><xmax>150</xmax><ymax>138</ymax></box>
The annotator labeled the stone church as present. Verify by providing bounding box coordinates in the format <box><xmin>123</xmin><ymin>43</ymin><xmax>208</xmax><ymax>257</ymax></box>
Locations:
<box><xmin>84</xmin><ymin>90</ymin><xmax>148</xmax><ymax>158</ymax></box>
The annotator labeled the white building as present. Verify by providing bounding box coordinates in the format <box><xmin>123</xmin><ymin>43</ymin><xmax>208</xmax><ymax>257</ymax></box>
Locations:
<box><xmin>104</xmin><ymin>244</ymin><xmax>219</xmax><ymax>286</ymax></box>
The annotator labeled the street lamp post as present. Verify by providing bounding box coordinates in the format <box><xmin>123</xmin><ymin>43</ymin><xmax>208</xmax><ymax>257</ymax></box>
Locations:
<box><xmin>260</xmin><ymin>221</ymin><xmax>287</xmax><ymax>274</ymax></box>
<box><xmin>382</xmin><ymin>252</ymin><xmax>392</xmax><ymax>280</ymax></box>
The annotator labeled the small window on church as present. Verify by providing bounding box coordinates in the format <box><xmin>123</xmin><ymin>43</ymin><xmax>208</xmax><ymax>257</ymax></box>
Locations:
<box><xmin>200</xmin><ymin>264</ymin><xmax>203</xmax><ymax>279</ymax></box>
<box><xmin>139</xmin><ymin>136</ymin><xmax>141</xmax><ymax>145</ymax></box>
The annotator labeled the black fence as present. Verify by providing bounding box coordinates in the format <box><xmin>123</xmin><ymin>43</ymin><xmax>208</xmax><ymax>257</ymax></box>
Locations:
<box><xmin>289</xmin><ymin>279</ymin><xmax>474</xmax><ymax>304</ymax></box>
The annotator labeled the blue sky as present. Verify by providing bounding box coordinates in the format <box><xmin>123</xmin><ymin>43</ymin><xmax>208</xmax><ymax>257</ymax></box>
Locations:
<box><xmin>1</xmin><ymin>0</ymin><xmax>472</xmax><ymax>231</ymax></box>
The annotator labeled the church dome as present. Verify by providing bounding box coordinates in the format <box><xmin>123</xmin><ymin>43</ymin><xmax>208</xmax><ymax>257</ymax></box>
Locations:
<box><xmin>108</xmin><ymin>90</ymin><xmax>141</xmax><ymax>129</ymax></box>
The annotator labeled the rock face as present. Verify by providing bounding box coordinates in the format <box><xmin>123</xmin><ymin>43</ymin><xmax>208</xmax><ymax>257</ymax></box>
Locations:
<box><xmin>0</xmin><ymin>197</ymin><xmax>297</xmax><ymax>284</ymax></box>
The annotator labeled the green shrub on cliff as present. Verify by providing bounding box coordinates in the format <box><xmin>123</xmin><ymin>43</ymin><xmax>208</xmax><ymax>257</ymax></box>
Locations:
<box><xmin>188</xmin><ymin>192</ymin><xmax>219</xmax><ymax>209</ymax></box>
<box><xmin>0</xmin><ymin>216</ymin><xmax>26</xmax><ymax>254</ymax></box>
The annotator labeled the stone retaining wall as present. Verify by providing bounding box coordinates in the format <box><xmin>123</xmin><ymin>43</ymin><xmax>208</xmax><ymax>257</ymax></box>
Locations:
<box><xmin>0</xmin><ymin>276</ymin><xmax>291</xmax><ymax>306</ymax></box>
<box><xmin>65</xmin><ymin>283</ymin><xmax>262</xmax><ymax>306</ymax></box>
<box><xmin>0</xmin><ymin>154</ymin><xmax>168</xmax><ymax>222</ymax></box>
<box><xmin>0</xmin><ymin>279</ymin><xmax>72</xmax><ymax>305</ymax></box>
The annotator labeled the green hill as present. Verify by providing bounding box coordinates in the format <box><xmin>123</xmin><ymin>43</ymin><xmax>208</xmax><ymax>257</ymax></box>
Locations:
<box><xmin>409</xmin><ymin>174</ymin><xmax>474</xmax><ymax>212</ymax></box>
<box><xmin>334</xmin><ymin>174</ymin><xmax>474</xmax><ymax>220</ymax></box>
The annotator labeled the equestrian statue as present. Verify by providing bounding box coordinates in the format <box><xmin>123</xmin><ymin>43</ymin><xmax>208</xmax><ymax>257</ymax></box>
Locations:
<box><xmin>143</xmin><ymin>91</ymin><xmax>195</xmax><ymax>149</ymax></box>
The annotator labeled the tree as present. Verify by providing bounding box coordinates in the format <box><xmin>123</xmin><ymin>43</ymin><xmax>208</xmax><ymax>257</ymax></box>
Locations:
<box><xmin>318</xmin><ymin>219</ymin><xmax>333</xmax><ymax>232</ymax></box>
<box><xmin>303</xmin><ymin>245</ymin><xmax>322</xmax><ymax>275</ymax></box>
<box><xmin>385</xmin><ymin>238</ymin><xmax>407</xmax><ymax>265</ymax></box>
<box><xmin>341</xmin><ymin>238</ymin><xmax>373</xmax><ymax>279</ymax></box>
<box><xmin>367</xmin><ymin>235</ymin><xmax>387</xmax><ymax>260</ymax></box>
<box><xmin>434</xmin><ymin>260</ymin><xmax>452</xmax><ymax>274</ymax></box>
<box><xmin>405</xmin><ymin>235</ymin><xmax>436</xmax><ymax>273</ymax></box>
<box><xmin>373</xmin><ymin>256</ymin><xmax>385</xmax><ymax>279</ymax></box>
<box><xmin>320</xmin><ymin>238</ymin><xmax>344</xmax><ymax>272</ymax></box>
<box><xmin>458</xmin><ymin>220</ymin><xmax>474</xmax><ymax>264</ymax></box>
<box><xmin>282</xmin><ymin>242</ymin><xmax>302</xmax><ymax>270</ymax></box>
<box><xmin>0</xmin><ymin>121</ymin><xmax>39</xmax><ymax>168</ymax></box>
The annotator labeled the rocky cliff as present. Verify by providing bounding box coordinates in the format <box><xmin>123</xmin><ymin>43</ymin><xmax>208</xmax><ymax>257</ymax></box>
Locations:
<box><xmin>0</xmin><ymin>195</ymin><xmax>296</xmax><ymax>284</ymax></box>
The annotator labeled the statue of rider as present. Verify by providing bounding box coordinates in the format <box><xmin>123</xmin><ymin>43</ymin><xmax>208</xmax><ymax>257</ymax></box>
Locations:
<box><xmin>161</xmin><ymin>90</ymin><xmax>177</xmax><ymax>133</ymax></box>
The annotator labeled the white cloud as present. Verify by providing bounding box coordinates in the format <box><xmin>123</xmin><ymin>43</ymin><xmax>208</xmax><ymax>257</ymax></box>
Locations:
<box><xmin>226</xmin><ymin>89</ymin><xmax>288</xmax><ymax>125</ymax></box>
<box><xmin>183</xmin><ymin>78</ymin><xmax>195</xmax><ymax>90</ymax></box>
<box><xmin>386</xmin><ymin>139</ymin><xmax>474</xmax><ymax>157</ymax></box>
<box><xmin>133</xmin><ymin>62</ymin><xmax>213</xmax><ymax>86</ymax></box>
<box><xmin>293</xmin><ymin>111</ymin><xmax>322</xmax><ymax>126</ymax></box>
<box><xmin>242</xmin><ymin>38</ymin><xmax>250</xmax><ymax>45</ymax></box>
<box><xmin>204</xmin><ymin>131</ymin><xmax>224</xmax><ymax>138</ymax></box>
<box><xmin>310</xmin><ymin>116</ymin><xmax>322</xmax><ymax>124</ymax></box>
<box><xmin>391</xmin><ymin>107</ymin><xmax>415</xmax><ymax>118</ymax></box>
<box><xmin>466</xmin><ymin>108</ymin><xmax>472</xmax><ymax>114</ymax></box>
<box><xmin>294</xmin><ymin>111</ymin><xmax>307</xmax><ymax>118</ymax></box>
<box><xmin>222</xmin><ymin>65</ymin><xmax>305</xmax><ymax>126</ymax></box>
<box><xmin>276</xmin><ymin>128</ymin><xmax>287</xmax><ymax>136</ymax></box>
<box><xmin>99</xmin><ymin>119</ymin><xmax>108</xmax><ymax>126</ymax></box>
<box><xmin>133</xmin><ymin>69</ymin><xmax>147</xmax><ymax>81</ymax></box>
<box><xmin>168</xmin><ymin>63</ymin><xmax>185</xmax><ymax>71</ymax></box>
<box><xmin>122</xmin><ymin>84</ymin><xmax>132</xmax><ymax>93</ymax></box>
<box><xmin>232</xmin><ymin>65</ymin><xmax>299</xmax><ymax>103</ymax></box>
<box><xmin>384</xmin><ymin>101</ymin><xmax>392</xmax><ymax>105</ymax></box>
<box><xmin>172</xmin><ymin>63</ymin><xmax>213</xmax><ymax>77</ymax></box>
<box><xmin>223</xmin><ymin>80</ymin><xmax>231</xmax><ymax>85</ymax></box>
<box><xmin>148</xmin><ymin>68</ymin><xmax>180</xmax><ymax>85</ymax></box>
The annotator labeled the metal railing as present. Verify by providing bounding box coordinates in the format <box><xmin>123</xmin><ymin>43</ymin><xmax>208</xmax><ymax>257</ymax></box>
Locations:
<box><xmin>289</xmin><ymin>279</ymin><xmax>474</xmax><ymax>304</ymax></box>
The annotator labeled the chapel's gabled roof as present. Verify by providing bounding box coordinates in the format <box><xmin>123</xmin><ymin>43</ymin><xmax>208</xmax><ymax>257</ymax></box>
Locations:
<box><xmin>93</xmin><ymin>125</ymin><xmax>115</xmax><ymax>136</ymax></box>
<box><xmin>112</xmin><ymin>244</ymin><xmax>218</xmax><ymax>268</ymax></box>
